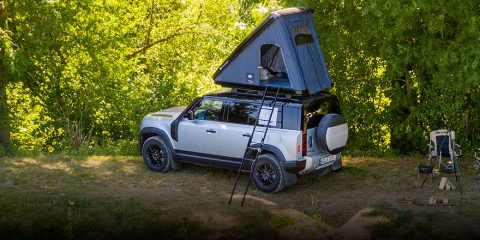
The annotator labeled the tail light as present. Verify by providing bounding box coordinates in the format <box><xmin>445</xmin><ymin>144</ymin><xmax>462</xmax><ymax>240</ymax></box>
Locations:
<box><xmin>296</xmin><ymin>160</ymin><xmax>306</xmax><ymax>171</ymax></box>
<box><xmin>302</xmin><ymin>132</ymin><xmax>307</xmax><ymax>156</ymax></box>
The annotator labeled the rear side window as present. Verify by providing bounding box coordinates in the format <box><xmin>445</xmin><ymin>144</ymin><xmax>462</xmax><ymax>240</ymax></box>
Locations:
<box><xmin>226</xmin><ymin>101</ymin><xmax>281</xmax><ymax>127</ymax></box>
<box><xmin>226</xmin><ymin>100</ymin><xmax>301</xmax><ymax>131</ymax></box>
<box><xmin>304</xmin><ymin>97</ymin><xmax>340</xmax><ymax>129</ymax></box>
<box><xmin>283</xmin><ymin>106</ymin><xmax>301</xmax><ymax>131</ymax></box>
<box><xmin>226</xmin><ymin>102</ymin><xmax>258</xmax><ymax>125</ymax></box>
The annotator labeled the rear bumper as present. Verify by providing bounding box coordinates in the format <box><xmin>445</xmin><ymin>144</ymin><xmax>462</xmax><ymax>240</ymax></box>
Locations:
<box><xmin>284</xmin><ymin>160</ymin><xmax>306</xmax><ymax>173</ymax></box>
<box><xmin>283</xmin><ymin>153</ymin><xmax>341</xmax><ymax>174</ymax></box>
<box><xmin>297</xmin><ymin>153</ymin><xmax>341</xmax><ymax>175</ymax></box>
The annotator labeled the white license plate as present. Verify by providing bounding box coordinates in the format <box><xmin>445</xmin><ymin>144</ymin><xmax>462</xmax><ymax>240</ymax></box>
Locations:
<box><xmin>320</xmin><ymin>155</ymin><xmax>336</xmax><ymax>165</ymax></box>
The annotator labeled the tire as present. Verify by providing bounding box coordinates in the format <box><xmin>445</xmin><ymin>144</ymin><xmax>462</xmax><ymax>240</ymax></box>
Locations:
<box><xmin>142</xmin><ymin>136</ymin><xmax>172</xmax><ymax>173</ymax></box>
<box><xmin>252</xmin><ymin>154</ymin><xmax>285</xmax><ymax>193</ymax></box>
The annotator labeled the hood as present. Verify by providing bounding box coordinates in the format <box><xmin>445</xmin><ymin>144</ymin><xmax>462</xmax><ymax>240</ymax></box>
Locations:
<box><xmin>148</xmin><ymin>106</ymin><xmax>186</xmax><ymax>119</ymax></box>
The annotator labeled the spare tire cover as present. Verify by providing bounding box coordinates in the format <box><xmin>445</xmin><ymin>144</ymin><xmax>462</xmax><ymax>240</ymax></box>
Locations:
<box><xmin>316</xmin><ymin>114</ymin><xmax>348</xmax><ymax>154</ymax></box>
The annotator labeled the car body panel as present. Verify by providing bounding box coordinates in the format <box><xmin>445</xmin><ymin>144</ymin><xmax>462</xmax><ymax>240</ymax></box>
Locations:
<box><xmin>176</xmin><ymin>119</ymin><xmax>220</xmax><ymax>156</ymax></box>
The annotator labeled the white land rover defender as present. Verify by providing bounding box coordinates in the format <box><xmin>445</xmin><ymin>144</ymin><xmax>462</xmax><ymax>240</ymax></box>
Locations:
<box><xmin>139</xmin><ymin>90</ymin><xmax>348</xmax><ymax>193</ymax></box>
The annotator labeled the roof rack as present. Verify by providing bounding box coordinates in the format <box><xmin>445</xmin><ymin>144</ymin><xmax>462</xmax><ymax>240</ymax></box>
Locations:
<box><xmin>231</xmin><ymin>87</ymin><xmax>305</xmax><ymax>99</ymax></box>
<box><xmin>208</xmin><ymin>89</ymin><xmax>334</xmax><ymax>105</ymax></box>
<box><xmin>226</xmin><ymin>87</ymin><xmax>333</xmax><ymax>103</ymax></box>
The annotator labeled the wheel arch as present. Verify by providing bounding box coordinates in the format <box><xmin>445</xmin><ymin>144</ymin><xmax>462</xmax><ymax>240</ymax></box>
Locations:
<box><xmin>140</xmin><ymin>127</ymin><xmax>176</xmax><ymax>155</ymax></box>
<box><xmin>250</xmin><ymin>143</ymin><xmax>287</xmax><ymax>163</ymax></box>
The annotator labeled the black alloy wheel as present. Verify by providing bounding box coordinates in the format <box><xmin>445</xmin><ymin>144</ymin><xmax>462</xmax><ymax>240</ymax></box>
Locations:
<box><xmin>255</xmin><ymin>161</ymin><xmax>276</xmax><ymax>186</ymax></box>
<box><xmin>252</xmin><ymin>154</ymin><xmax>285</xmax><ymax>193</ymax></box>
<box><xmin>142</xmin><ymin>136</ymin><xmax>172</xmax><ymax>173</ymax></box>
<box><xmin>147</xmin><ymin>145</ymin><xmax>165</xmax><ymax>168</ymax></box>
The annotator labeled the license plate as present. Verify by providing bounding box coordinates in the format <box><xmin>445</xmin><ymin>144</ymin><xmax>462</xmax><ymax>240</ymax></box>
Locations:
<box><xmin>320</xmin><ymin>155</ymin><xmax>336</xmax><ymax>165</ymax></box>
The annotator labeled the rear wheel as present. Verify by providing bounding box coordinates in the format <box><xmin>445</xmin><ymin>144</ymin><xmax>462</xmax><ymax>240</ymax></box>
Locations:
<box><xmin>142</xmin><ymin>136</ymin><xmax>172</xmax><ymax>173</ymax></box>
<box><xmin>252</xmin><ymin>154</ymin><xmax>285</xmax><ymax>193</ymax></box>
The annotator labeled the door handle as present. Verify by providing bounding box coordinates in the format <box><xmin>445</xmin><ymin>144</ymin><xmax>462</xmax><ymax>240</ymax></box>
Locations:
<box><xmin>206</xmin><ymin>129</ymin><xmax>216</xmax><ymax>133</ymax></box>
<box><xmin>242</xmin><ymin>133</ymin><xmax>251</xmax><ymax>137</ymax></box>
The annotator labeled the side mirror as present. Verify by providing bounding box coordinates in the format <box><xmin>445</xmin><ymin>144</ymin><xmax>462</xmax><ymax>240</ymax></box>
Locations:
<box><xmin>186</xmin><ymin>111</ymin><xmax>194</xmax><ymax>120</ymax></box>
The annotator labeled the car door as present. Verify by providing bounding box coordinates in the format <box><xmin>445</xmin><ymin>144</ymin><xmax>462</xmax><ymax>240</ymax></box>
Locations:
<box><xmin>177</xmin><ymin>98</ymin><xmax>224</xmax><ymax>158</ymax></box>
<box><xmin>218</xmin><ymin>101</ymin><xmax>258</xmax><ymax>159</ymax></box>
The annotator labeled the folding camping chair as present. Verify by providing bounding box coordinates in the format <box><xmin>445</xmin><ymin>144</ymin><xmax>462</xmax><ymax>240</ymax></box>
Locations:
<box><xmin>420</xmin><ymin>129</ymin><xmax>463</xmax><ymax>194</ymax></box>
<box><xmin>474</xmin><ymin>148</ymin><xmax>480</xmax><ymax>181</ymax></box>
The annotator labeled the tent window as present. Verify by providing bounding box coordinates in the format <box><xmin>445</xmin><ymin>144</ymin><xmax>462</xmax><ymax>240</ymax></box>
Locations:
<box><xmin>258</xmin><ymin>44</ymin><xmax>290</xmax><ymax>88</ymax></box>
<box><xmin>293</xmin><ymin>25</ymin><xmax>313</xmax><ymax>46</ymax></box>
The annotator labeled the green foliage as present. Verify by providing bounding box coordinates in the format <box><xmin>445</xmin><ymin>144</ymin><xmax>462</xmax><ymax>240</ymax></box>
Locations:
<box><xmin>2</xmin><ymin>0</ymin><xmax>281</xmax><ymax>153</ymax></box>
<box><xmin>1</xmin><ymin>0</ymin><xmax>479</xmax><ymax>154</ymax></box>
<box><xmin>285</xmin><ymin>0</ymin><xmax>480</xmax><ymax>153</ymax></box>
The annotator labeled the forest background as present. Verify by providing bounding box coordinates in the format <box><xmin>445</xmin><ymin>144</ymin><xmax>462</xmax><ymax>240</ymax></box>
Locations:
<box><xmin>1</xmin><ymin>0</ymin><xmax>479</xmax><ymax>156</ymax></box>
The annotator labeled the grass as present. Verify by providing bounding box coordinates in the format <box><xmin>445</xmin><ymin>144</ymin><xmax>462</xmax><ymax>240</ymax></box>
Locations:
<box><xmin>1</xmin><ymin>154</ymin><xmax>480</xmax><ymax>239</ymax></box>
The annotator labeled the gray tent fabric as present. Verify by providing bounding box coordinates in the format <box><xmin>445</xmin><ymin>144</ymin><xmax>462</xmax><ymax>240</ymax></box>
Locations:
<box><xmin>213</xmin><ymin>7</ymin><xmax>333</xmax><ymax>94</ymax></box>
<box><xmin>260</xmin><ymin>45</ymin><xmax>286</xmax><ymax>74</ymax></box>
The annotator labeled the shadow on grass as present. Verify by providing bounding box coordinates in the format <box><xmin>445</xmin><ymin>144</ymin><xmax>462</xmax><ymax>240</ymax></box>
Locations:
<box><xmin>0</xmin><ymin>155</ymin><xmax>288</xmax><ymax>239</ymax></box>
<box><xmin>1</xmin><ymin>154</ymin><xmax>480</xmax><ymax>239</ymax></box>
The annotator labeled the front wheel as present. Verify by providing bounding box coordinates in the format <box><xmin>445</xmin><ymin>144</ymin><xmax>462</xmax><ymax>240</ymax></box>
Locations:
<box><xmin>142</xmin><ymin>136</ymin><xmax>172</xmax><ymax>173</ymax></box>
<box><xmin>252</xmin><ymin>154</ymin><xmax>285</xmax><ymax>193</ymax></box>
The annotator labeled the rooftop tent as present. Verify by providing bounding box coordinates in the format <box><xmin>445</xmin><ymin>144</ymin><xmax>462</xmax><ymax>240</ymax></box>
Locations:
<box><xmin>213</xmin><ymin>7</ymin><xmax>333</xmax><ymax>94</ymax></box>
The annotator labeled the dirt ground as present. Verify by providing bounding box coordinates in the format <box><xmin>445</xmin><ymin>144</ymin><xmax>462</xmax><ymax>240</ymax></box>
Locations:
<box><xmin>1</xmin><ymin>154</ymin><xmax>480</xmax><ymax>239</ymax></box>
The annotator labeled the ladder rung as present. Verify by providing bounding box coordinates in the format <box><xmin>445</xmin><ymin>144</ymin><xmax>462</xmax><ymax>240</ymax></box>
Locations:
<box><xmin>248</xmin><ymin>147</ymin><xmax>262</xmax><ymax>151</ymax></box>
<box><xmin>240</xmin><ymin>169</ymin><xmax>251</xmax><ymax>173</ymax></box>
<box><xmin>236</xmin><ymin>179</ymin><xmax>251</xmax><ymax>184</ymax></box>
<box><xmin>243</xmin><ymin>158</ymin><xmax>256</xmax><ymax>162</ymax></box>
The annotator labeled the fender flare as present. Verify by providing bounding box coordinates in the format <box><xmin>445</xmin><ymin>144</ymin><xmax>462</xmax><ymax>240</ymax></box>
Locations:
<box><xmin>140</xmin><ymin>127</ymin><xmax>176</xmax><ymax>156</ymax></box>
<box><xmin>250</xmin><ymin>143</ymin><xmax>287</xmax><ymax>162</ymax></box>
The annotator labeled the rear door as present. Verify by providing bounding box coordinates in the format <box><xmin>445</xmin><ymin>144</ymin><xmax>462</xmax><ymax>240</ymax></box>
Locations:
<box><xmin>218</xmin><ymin>101</ymin><xmax>258</xmax><ymax>159</ymax></box>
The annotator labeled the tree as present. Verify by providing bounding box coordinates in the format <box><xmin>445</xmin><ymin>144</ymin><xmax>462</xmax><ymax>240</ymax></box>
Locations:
<box><xmin>0</xmin><ymin>0</ymin><xmax>11</xmax><ymax>148</ymax></box>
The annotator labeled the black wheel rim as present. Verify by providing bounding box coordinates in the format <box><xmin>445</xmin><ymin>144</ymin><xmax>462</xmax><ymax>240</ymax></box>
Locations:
<box><xmin>255</xmin><ymin>162</ymin><xmax>276</xmax><ymax>187</ymax></box>
<box><xmin>147</xmin><ymin>145</ymin><xmax>165</xmax><ymax>168</ymax></box>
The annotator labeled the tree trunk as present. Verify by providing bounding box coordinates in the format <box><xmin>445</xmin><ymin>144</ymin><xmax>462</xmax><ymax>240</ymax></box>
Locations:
<box><xmin>0</xmin><ymin>78</ymin><xmax>9</xmax><ymax>148</ymax></box>
<box><xmin>0</xmin><ymin>0</ymin><xmax>11</xmax><ymax>148</ymax></box>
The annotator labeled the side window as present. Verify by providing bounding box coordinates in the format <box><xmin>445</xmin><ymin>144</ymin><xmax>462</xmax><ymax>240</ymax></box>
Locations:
<box><xmin>193</xmin><ymin>99</ymin><xmax>224</xmax><ymax>121</ymax></box>
<box><xmin>227</xmin><ymin>102</ymin><xmax>258</xmax><ymax>125</ymax></box>
<box><xmin>283</xmin><ymin>106</ymin><xmax>301</xmax><ymax>131</ymax></box>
